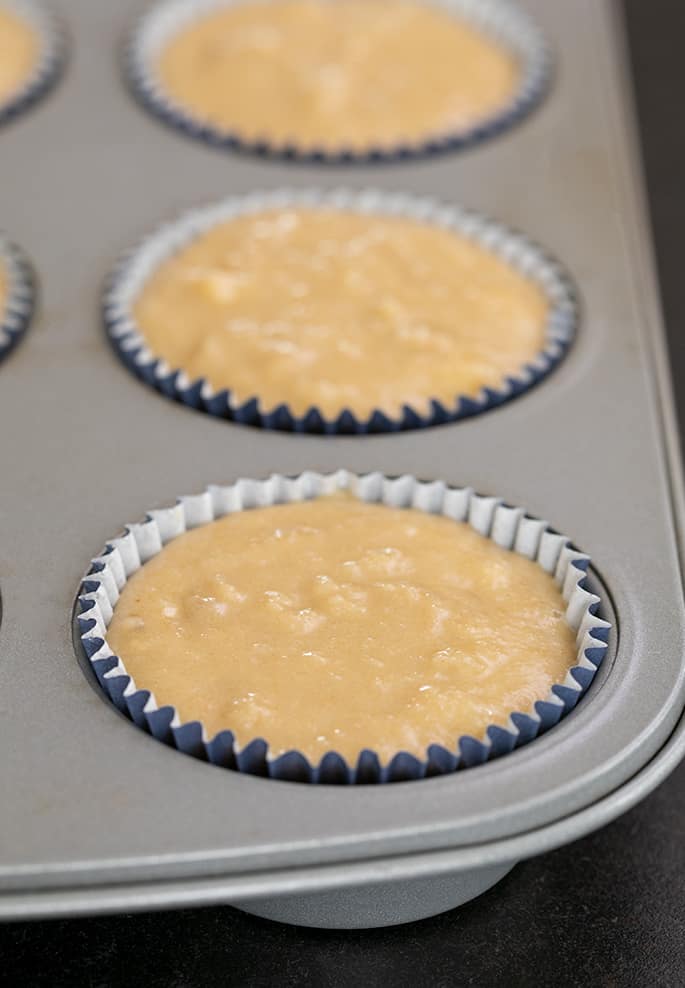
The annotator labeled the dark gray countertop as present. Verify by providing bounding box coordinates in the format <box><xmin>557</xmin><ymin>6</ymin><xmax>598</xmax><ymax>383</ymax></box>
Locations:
<box><xmin>2</xmin><ymin>1</ymin><xmax>684</xmax><ymax>984</ymax></box>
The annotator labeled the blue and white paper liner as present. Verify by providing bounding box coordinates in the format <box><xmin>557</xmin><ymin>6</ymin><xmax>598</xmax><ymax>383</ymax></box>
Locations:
<box><xmin>0</xmin><ymin>234</ymin><xmax>35</xmax><ymax>363</ymax></box>
<box><xmin>104</xmin><ymin>188</ymin><xmax>578</xmax><ymax>435</ymax></box>
<box><xmin>125</xmin><ymin>0</ymin><xmax>551</xmax><ymax>164</ymax></box>
<box><xmin>0</xmin><ymin>0</ymin><xmax>65</xmax><ymax>128</ymax></box>
<box><xmin>77</xmin><ymin>471</ymin><xmax>610</xmax><ymax>784</ymax></box>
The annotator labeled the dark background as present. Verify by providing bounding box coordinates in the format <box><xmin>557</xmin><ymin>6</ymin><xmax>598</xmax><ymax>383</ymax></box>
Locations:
<box><xmin>2</xmin><ymin>2</ymin><xmax>685</xmax><ymax>985</ymax></box>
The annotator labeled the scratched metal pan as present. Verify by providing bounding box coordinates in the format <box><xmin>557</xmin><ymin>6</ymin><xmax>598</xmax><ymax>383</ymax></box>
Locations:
<box><xmin>0</xmin><ymin>0</ymin><xmax>683</xmax><ymax>929</ymax></box>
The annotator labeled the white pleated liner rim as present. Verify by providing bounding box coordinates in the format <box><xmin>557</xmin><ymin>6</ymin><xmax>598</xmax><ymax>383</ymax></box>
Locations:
<box><xmin>104</xmin><ymin>187</ymin><xmax>578</xmax><ymax>433</ymax></box>
<box><xmin>0</xmin><ymin>0</ymin><xmax>65</xmax><ymax>124</ymax></box>
<box><xmin>0</xmin><ymin>234</ymin><xmax>34</xmax><ymax>357</ymax></box>
<box><xmin>77</xmin><ymin>471</ymin><xmax>610</xmax><ymax>783</ymax></box>
<box><xmin>126</xmin><ymin>0</ymin><xmax>551</xmax><ymax>160</ymax></box>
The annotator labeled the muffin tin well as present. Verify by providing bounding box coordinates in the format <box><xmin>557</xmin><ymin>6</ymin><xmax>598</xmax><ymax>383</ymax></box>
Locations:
<box><xmin>126</xmin><ymin>0</ymin><xmax>551</xmax><ymax>164</ymax></box>
<box><xmin>104</xmin><ymin>189</ymin><xmax>577</xmax><ymax>433</ymax></box>
<box><xmin>78</xmin><ymin>472</ymin><xmax>608</xmax><ymax>783</ymax></box>
<box><xmin>0</xmin><ymin>0</ymin><xmax>683</xmax><ymax>928</ymax></box>
<box><xmin>0</xmin><ymin>0</ymin><xmax>65</xmax><ymax>128</ymax></box>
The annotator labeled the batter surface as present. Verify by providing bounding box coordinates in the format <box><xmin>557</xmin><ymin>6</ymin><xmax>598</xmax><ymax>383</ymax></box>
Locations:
<box><xmin>133</xmin><ymin>207</ymin><xmax>548</xmax><ymax>419</ymax></box>
<box><xmin>0</xmin><ymin>6</ymin><xmax>39</xmax><ymax>107</ymax></box>
<box><xmin>154</xmin><ymin>0</ymin><xmax>521</xmax><ymax>150</ymax></box>
<box><xmin>107</xmin><ymin>495</ymin><xmax>577</xmax><ymax>761</ymax></box>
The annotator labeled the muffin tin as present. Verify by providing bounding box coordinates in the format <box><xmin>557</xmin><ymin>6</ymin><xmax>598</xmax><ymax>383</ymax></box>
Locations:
<box><xmin>0</xmin><ymin>0</ymin><xmax>684</xmax><ymax>929</ymax></box>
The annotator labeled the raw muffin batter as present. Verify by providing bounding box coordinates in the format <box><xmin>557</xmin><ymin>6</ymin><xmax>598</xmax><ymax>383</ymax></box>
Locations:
<box><xmin>133</xmin><ymin>207</ymin><xmax>548</xmax><ymax>419</ymax></box>
<box><xmin>0</xmin><ymin>5</ymin><xmax>39</xmax><ymax>107</ymax></box>
<box><xmin>154</xmin><ymin>0</ymin><xmax>521</xmax><ymax>150</ymax></box>
<box><xmin>107</xmin><ymin>494</ymin><xmax>576</xmax><ymax>761</ymax></box>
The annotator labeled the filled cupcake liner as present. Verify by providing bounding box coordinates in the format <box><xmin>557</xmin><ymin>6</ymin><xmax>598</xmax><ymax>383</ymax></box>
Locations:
<box><xmin>104</xmin><ymin>187</ymin><xmax>578</xmax><ymax>435</ymax></box>
<box><xmin>125</xmin><ymin>0</ymin><xmax>551</xmax><ymax>164</ymax></box>
<box><xmin>0</xmin><ymin>234</ymin><xmax>35</xmax><ymax>363</ymax></box>
<box><xmin>0</xmin><ymin>0</ymin><xmax>66</xmax><ymax>128</ymax></box>
<box><xmin>77</xmin><ymin>471</ymin><xmax>610</xmax><ymax>785</ymax></box>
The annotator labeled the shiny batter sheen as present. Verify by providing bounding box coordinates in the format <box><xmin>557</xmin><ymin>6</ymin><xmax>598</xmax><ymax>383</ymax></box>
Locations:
<box><xmin>107</xmin><ymin>495</ymin><xmax>577</xmax><ymax>762</ymax></box>
<box><xmin>154</xmin><ymin>0</ymin><xmax>521</xmax><ymax>150</ymax></box>
<box><xmin>0</xmin><ymin>6</ymin><xmax>39</xmax><ymax>106</ymax></box>
<box><xmin>133</xmin><ymin>208</ymin><xmax>548</xmax><ymax>419</ymax></box>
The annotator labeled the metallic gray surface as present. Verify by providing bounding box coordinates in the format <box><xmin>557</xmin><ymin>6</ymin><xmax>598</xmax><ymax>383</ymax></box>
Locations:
<box><xmin>233</xmin><ymin>864</ymin><xmax>517</xmax><ymax>929</ymax></box>
<box><xmin>0</xmin><ymin>0</ymin><xmax>683</xmax><ymax>925</ymax></box>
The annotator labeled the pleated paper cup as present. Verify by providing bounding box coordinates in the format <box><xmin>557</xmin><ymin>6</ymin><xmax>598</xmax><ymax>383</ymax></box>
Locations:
<box><xmin>126</xmin><ymin>0</ymin><xmax>551</xmax><ymax>164</ymax></box>
<box><xmin>104</xmin><ymin>188</ymin><xmax>578</xmax><ymax>434</ymax></box>
<box><xmin>78</xmin><ymin>471</ymin><xmax>610</xmax><ymax>785</ymax></box>
<box><xmin>0</xmin><ymin>0</ymin><xmax>66</xmax><ymax>128</ymax></box>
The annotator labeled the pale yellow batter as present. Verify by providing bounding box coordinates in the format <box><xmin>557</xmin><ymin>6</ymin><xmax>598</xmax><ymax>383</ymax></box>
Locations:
<box><xmin>0</xmin><ymin>6</ymin><xmax>39</xmax><ymax>107</ymax></box>
<box><xmin>107</xmin><ymin>494</ymin><xmax>576</xmax><ymax>761</ymax></box>
<box><xmin>133</xmin><ymin>207</ymin><xmax>548</xmax><ymax>419</ymax></box>
<box><xmin>154</xmin><ymin>0</ymin><xmax>521</xmax><ymax>150</ymax></box>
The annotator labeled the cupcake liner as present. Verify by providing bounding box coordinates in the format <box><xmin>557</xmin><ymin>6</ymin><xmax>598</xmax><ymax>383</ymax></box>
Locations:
<box><xmin>77</xmin><ymin>471</ymin><xmax>610</xmax><ymax>785</ymax></box>
<box><xmin>103</xmin><ymin>187</ymin><xmax>578</xmax><ymax>435</ymax></box>
<box><xmin>125</xmin><ymin>0</ymin><xmax>551</xmax><ymax>164</ymax></box>
<box><xmin>0</xmin><ymin>234</ymin><xmax>35</xmax><ymax>363</ymax></box>
<box><xmin>0</xmin><ymin>1</ymin><xmax>66</xmax><ymax>128</ymax></box>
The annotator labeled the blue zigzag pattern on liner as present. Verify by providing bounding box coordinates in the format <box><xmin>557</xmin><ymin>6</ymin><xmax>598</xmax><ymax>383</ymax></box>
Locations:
<box><xmin>103</xmin><ymin>188</ymin><xmax>578</xmax><ymax>434</ymax></box>
<box><xmin>0</xmin><ymin>1</ymin><xmax>66</xmax><ymax>129</ymax></box>
<box><xmin>0</xmin><ymin>236</ymin><xmax>35</xmax><ymax>363</ymax></box>
<box><xmin>77</xmin><ymin>472</ymin><xmax>610</xmax><ymax>785</ymax></box>
<box><xmin>125</xmin><ymin>0</ymin><xmax>551</xmax><ymax>165</ymax></box>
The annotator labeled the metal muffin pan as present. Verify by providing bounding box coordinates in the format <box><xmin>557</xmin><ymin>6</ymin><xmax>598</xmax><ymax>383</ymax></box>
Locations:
<box><xmin>0</xmin><ymin>0</ymin><xmax>683</xmax><ymax>928</ymax></box>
